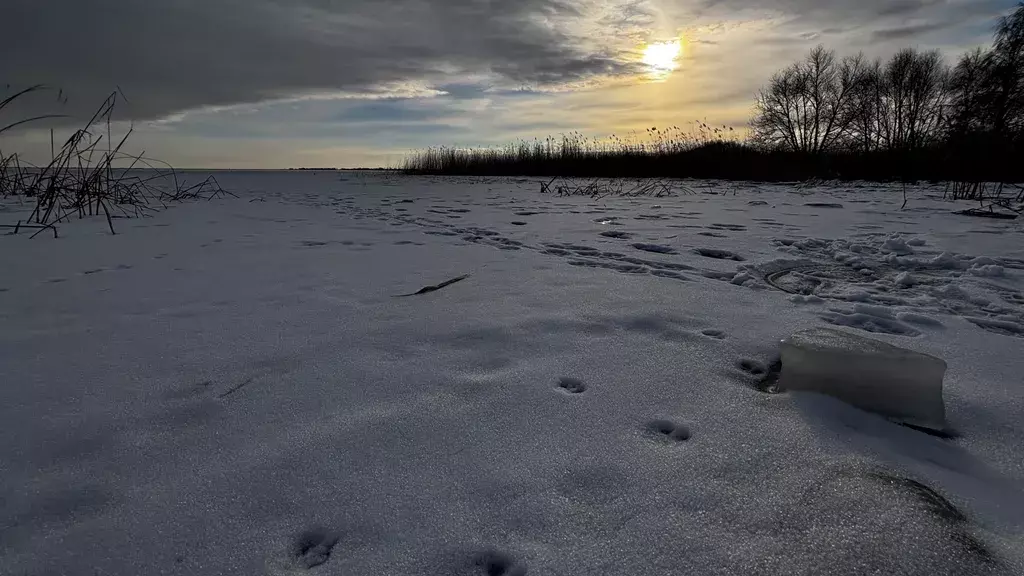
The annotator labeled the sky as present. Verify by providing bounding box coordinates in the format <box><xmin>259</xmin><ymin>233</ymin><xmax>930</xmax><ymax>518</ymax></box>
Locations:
<box><xmin>0</xmin><ymin>0</ymin><xmax>1018</xmax><ymax>168</ymax></box>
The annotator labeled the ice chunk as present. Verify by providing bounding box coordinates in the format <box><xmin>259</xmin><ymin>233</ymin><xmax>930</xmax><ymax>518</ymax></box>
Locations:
<box><xmin>730</xmin><ymin>272</ymin><xmax>754</xmax><ymax>286</ymax></box>
<box><xmin>895</xmin><ymin>272</ymin><xmax>915</xmax><ymax>287</ymax></box>
<box><xmin>779</xmin><ymin>328</ymin><xmax>947</xmax><ymax>431</ymax></box>
<box><xmin>969</xmin><ymin>264</ymin><xmax>1004</xmax><ymax>277</ymax></box>
<box><xmin>882</xmin><ymin>235</ymin><xmax>914</xmax><ymax>255</ymax></box>
<box><xmin>930</xmin><ymin>252</ymin><xmax>964</xmax><ymax>270</ymax></box>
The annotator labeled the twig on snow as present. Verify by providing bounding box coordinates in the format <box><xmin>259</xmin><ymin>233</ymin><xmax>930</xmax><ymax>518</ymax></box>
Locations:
<box><xmin>395</xmin><ymin>274</ymin><xmax>470</xmax><ymax>297</ymax></box>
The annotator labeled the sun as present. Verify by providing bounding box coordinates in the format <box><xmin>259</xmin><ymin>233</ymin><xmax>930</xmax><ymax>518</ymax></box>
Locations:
<box><xmin>642</xmin><ymin>40</ymin><xmax>682</xmax><ymax>77</ymax></box>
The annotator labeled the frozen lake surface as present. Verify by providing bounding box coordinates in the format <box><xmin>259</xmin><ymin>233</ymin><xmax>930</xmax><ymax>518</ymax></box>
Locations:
<box><xmin>2</xmin><ymin>172</ymin><xmax>1023</xmax><ymax>575</ymax></box>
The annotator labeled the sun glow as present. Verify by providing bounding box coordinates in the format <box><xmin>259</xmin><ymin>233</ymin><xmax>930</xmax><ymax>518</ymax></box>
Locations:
<box><xmin>642</xmin><ymin>40</ymin><xmax>682</xmax><ymax>78</ymax></box>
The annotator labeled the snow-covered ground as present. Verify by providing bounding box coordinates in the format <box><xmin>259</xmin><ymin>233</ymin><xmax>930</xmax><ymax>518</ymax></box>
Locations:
<box><xmin>2</xmin><ymin>172</ymin><xmax>1023</xmax><ymax>575</ymax></box>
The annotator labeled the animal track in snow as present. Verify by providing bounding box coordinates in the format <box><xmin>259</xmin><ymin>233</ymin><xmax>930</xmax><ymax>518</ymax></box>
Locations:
<box><xmin>466</xmin><ymin>549</ymin><xmax>527</xmax><ymax>576</ymax></box>
<box><xmin>631</xmin><ymin>243</ymin><xmax>676</xmax><ymax>255</ymax></box>
<box><xmin>556</xmin><ymin>377</ymin><xmax>587</xmax><ymax>394</ymax></box>
<box><xmin>707</xmin><ymin>223</ymin><xmax>747</xmax><ymax>232</ymax></box>
<box><xmin>634</xmin><ymin>213</ymin><xmax>669</xmax><ymax>221</ymax></box>
<box><xmin>285</xmin><ymin>528</ymin><xmax>339</xmax><ymax>570</ymax></box>
<box><xmin>599</xmin><ymin>230</ymin><xmax>633</xmax><ymax>239</ymax></box>
<box><xmin>736</xmin><ymin>357</ymin><xmax>783</xmax><ymax>393</ymax></box>
<box><xmin>650</xmin><ymin>270</ymin><xmax>690</xmax><ymax>281</ymax></box>
<box><xmin>694</xmin><ymin>248</ymin><xmax>745</xmax><ymax>261</ymax></box>
<box><xmin>737</xmin><ymin>359</ymin><xmax>767</xmax><ymax>377</ymax></box>
<box><xmin>568</xmin><ymin>260</ymin><xmax>647</xmax><ymax>274</ymax></box>
<box><xmin>644</xmin><ymin>419</ymin><xmax>691</xmax><ymax>442</ymax></box>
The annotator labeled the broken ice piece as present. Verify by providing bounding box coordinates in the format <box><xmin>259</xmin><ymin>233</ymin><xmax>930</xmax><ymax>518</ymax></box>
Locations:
<box><xmin>780</xmin><ymin>327</ymin><xmax>947</xmax><ymax>431</ymax></box>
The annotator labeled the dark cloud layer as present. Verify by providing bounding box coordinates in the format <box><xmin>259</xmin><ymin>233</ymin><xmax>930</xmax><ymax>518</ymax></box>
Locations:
<box><xmin>1</xmin><ymin>0</ymin><xmax>1014</xmax><ymax>127</ymax></box>
<box><xmin>691</xmin><ymin>0</ymin><xmax>1004</xmax><ymax>22</ymax></box>
<box><xmin>870</xmin><ymin>22</ymin><xmax>954</xmax><ymax>42</ymax></box>
<box><xmin>1</xmin><ymin>0</ymin><xmax>637</xmax><ymax>122</ymax></box>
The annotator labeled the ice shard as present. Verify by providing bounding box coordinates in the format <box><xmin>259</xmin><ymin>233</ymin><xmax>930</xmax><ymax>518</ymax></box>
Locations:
<box><xmin>780</xmin><ymin>328</ymin><xmax>947</xmax><ymax>430</ymax></box>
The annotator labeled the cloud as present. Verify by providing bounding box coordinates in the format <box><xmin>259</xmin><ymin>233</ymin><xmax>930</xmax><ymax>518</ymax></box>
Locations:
<box><xmin>687</xmin><ymin>0</ymin><xmax>997</xmax><ymax>22</ymax></box>
<box><xmin>870</xmin><ymin>22</ymin><xmax>955</xmax><ymax>42</ymax></box>
<box><xmin>3</xmin><ymin>1</ymin><xmax>1011</xmax><ymax>126</ymax></box>
<box><xmin>0</xmin><ymin>0</ymin><xmax>653</xmax><ymax>124</ymax></box>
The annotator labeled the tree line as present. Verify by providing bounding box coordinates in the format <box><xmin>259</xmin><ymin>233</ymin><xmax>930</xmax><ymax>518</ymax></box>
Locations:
<box><xmin>402</xmin><ymin>4</ymin><xmax>1022</xmax><ymax>181</ymax></box>
<box><xmin>751</xmin><ymin>2</ymin><xmax>1023</xmax><ymax>181</ymax></box>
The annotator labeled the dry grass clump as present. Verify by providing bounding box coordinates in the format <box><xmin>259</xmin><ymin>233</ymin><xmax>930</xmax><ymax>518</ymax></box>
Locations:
<box><xmin>2</xmin><ymin>86</ymin><xmax>232</xmax><ymax>237</ymax></box>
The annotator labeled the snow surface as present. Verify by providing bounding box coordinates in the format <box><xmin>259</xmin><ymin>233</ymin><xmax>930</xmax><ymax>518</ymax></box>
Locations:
<box><xmin>2</xmin><ymin>173</ymin><xmax>1024</xmax><ymax>575</ymax></box>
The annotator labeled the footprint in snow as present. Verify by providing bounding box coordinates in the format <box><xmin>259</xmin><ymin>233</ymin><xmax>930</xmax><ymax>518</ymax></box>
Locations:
<box><xmin>738</xmin><ymin>359</ymin><xmax>768</xmax><ymax>377</ymax></box>
<box><xmin>466</xmin><ymin>549</ymin><xmax>527</xmax><ymax>576</ymax></box>
<box><xmin>282</xmin><ymin>524</ymin><xmax>342</xmax><ymax>569</ymax></box>
<box><xmin>555</xmin><ymin>377</ymin><xmax>587</xmax><ymax>394</ymax></box>
<box><xmin>694</xmin><ymin>248</ymin><xmax>745</xmax><ymax>261</ymax></box>
<box><xmin>737</xmin><ymin>358</ymin><xmax>783</xmax><ymax>393</ymax></box>
<box><xmin>632</xmin><ymin>243</ymin><xmax>676</xmax><ymax>255</ymax></box>
<box><xmin>644</xmin><ymin>419</ymin><xmax>691</xmax><ymax>443</ymax></box>
<box><xmin>600</xmin><ymin>230</ymin><xmax>633</xmax><ymax>239</ymax></box>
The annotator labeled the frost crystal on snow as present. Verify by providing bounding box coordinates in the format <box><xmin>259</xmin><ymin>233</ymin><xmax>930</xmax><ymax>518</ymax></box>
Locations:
<box><xmin>780</xmin><ymin>328</ymin><xmax>947</xmax><ymax>430</ymax></box>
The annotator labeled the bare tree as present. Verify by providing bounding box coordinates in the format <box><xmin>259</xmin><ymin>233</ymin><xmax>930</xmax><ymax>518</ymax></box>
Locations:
<box><xmin>752</xmin><ymin>46</ymin><xmax>866</xmax><ymax>153</ymax></box>
<box><xmin>905</xmin><ymin>49</ymin><xmax>949</xmax><ymax>149</ymax></box>
<box><xmin>987</xmin><ymin>2</ymin><xmax>1024</xmax><ymax>138</ymax></box>
<box><xmin>874</xmin><ymin>48</ymin><xmax>948</xmax><ymax>150</ymax></box>
<box><xmin>846</xmin><ymin>58</ymin><xmax>882</xmax><ymax>152</ymax></box>
<box><xmin>745</xmin><ymin>3</ymin><xmax>1023</xmax><ymax>182</ymax></box>
<box><xmin>752</xmin><ymin>62</ymin><xmax>806</xmax><ymax>151</ymax></box>
<box><xmin>947</xmin><ymin>48</ymin><xmax>992</xmax><ymax>138</ymax></box>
